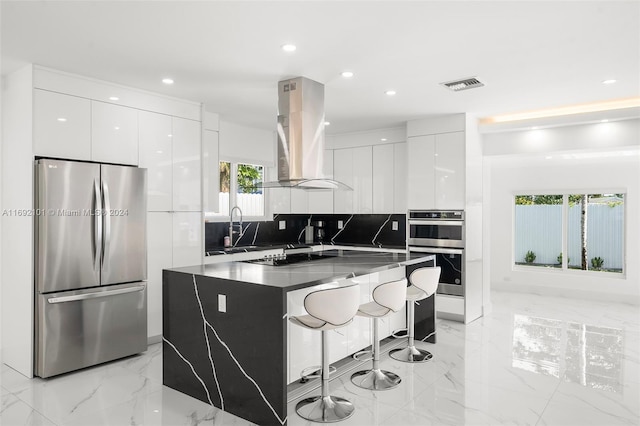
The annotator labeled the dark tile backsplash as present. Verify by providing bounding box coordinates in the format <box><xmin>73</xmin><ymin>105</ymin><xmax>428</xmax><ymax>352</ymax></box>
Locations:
<box><xmin>205</xmin><ymin>213</ymin><xmax>406</xmax><ymax>252</ymax></box>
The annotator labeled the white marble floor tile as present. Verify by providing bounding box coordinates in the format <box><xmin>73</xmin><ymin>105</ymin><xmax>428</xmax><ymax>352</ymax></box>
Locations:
<box><xmin>405</xmin><ymin>373</ymin><xmax>549</xmax><ymax>426</ymax></box>
<box><xmin>538</xmin><ymin>398</ymin><xmax>638</xmax><ymax>426</ymax></box>
<box><xmin>286</xmin><ymin>391</ymin><xmax>401</xmax><ymax>426</ymax></box>
<box><xmin>64</xmin><ymin>384</ymin><xmax>253</xmax><ymax>426</ymax></box>
<box><xmin>1</xmin><ymin>392</ymin><xmax>56</xmax><ymax>426</ymax></box>
<box><xmin>13</xmin><ymin>364</ymin><xmax>162</xmax><ymax>425</ymax></box>
<box><xmin>0</xmin><ymin>289</ymin><xmax>638</xmax><ymax>426</ymax></box>
<box><xmin>116</xmin><ymin>342</ymin><xmax>163</xmax><ymax>382</ymax></box>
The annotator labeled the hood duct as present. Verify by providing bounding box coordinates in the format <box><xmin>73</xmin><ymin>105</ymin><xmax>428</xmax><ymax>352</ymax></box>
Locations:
<box><xmin>260</xmin><ymin>77</ymin><xmax>352</xmax><ymax>190</ymax></box>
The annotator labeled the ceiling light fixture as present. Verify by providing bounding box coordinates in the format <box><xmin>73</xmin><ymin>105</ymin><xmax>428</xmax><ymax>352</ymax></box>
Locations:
<box><xmin>162</xmin><ymin>78</ymin><xmax>174</xmax><ymax>85</ymax></box>
<box><xmin>281</xmin><ymin>44</ymin><xmax>296</xmax><ymax>52</ymax></box>
<box><xmin>57</xmin><ymin>117</ymin><xmax>67</xmax><ymax>122</ymax></box>
<box><xmin>324</xmin><ymin>121</ymin><xmax>330</xmax><ymax>126</ymax></box>
<box><xmin>480</xmin><ymin>97</ymin><xmax>640</xmax><ymax>124</ymax></box>
<box><xmin>602</xmin><ymin>79</ymin><xmax>617</xmax><ymax>85</ymax></box>
<box><xmin>341</xmin><ymin>71</ymin><xmax>354</xmax><ymax>78</ymax></box>
<box><xmin>381</xmin><ymin>138</ymin><xmax>387</xmax><ymax>142</ymax></box>
<box><xmin>385</xmin><ymin>90</ymin><xmax>396</xmax><ymax>96</ymax></box>
<box><xmin>109</xmin><ymin>96</ymin><xmax>119</xmax><ymax>101</ymax></box>
<box><xmin>601</xmin><ymin>119</ymin><xmax>609</xmax><ymax>123</ymax></box>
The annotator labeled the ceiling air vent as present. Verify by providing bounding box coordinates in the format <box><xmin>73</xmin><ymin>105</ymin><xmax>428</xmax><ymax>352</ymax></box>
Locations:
<box><xmin>440</xmin><ymin>77</ymin><xmax>485</xmax><ymax>92</ymax></box>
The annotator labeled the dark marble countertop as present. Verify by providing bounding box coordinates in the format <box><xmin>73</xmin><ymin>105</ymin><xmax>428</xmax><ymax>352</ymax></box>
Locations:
<box><xmin>168</xmin><ymin>249</ymin><xmax>435</xmax><ymax>292</ymax></box>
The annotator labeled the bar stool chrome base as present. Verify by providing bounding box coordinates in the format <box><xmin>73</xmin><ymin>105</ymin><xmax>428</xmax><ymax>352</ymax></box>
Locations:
<box><xmin>295</xmin><ymin>395</ymin><xmax>355</xmax><ymax>423</ymax></box>
<box><xmin>351</xmin><ymin>368</ymin><xmax>401</xmax><ymax>390</ymax></box>
<box><xmin>389</xmin><ymin>345</ymin><xmax>433</xmax><ymax>363</ymax></box>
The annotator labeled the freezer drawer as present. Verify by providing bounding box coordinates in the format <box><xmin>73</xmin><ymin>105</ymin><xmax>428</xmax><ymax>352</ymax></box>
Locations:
<box><xmin>35</xmin><ymin>282</ymin><xmax>147</xmax><ymax>378</ymax></box>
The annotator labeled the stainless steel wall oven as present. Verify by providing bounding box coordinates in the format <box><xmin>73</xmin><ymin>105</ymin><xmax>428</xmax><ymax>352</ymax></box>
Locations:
<box><xmin>408</xmin><ymin>210</ymin><xmax>464</xmax><ymax>296</ymax></box>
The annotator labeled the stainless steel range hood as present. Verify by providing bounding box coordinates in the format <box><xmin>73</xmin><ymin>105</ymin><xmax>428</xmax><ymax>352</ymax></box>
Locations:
<box><xmin>260</xmin><ymin>77</ymin><xmax>352</xmax><ymax>190</ymax></box>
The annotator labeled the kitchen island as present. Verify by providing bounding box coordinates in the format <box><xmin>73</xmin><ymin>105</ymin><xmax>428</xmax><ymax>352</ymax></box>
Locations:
<box><xmin>162</xmin><ymin>249</ymin><xmax>435</xmax><ymax>425</ymax></box>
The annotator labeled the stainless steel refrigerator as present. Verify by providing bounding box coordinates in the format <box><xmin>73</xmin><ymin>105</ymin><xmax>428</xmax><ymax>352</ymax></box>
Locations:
<box><xmin>34</xmin><ymin>159</ymin><xmax>147</xmax><ymax>378</ymax></box>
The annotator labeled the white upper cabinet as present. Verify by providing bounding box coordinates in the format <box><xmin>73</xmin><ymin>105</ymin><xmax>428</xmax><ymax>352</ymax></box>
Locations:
<box><xmin>172</xmin><ymin>117</ymin><xmax>201</xmax><ymax>212</ymax></box>
<box><xmin>139</xmin><ymin>111</ymin><xmax>173</xmax><ymax>211</ymax></box>
<box><xmin>393</xmin><ymin>143</ymin><xmax>407</xmax><ymax>213</ymax></box>
<box><xmin>334</xmin><ymin>146</ymin><xmax>372</xmax><ymax>214</ymax></box>
<box><xmin>91</xmin><ymin>101</ymin><xmax>139</xmax><ymax>165</ymax></box>
<box><xmin>333</xmin><ymin>148</ymin><xmax>354</xmax><ymax>213</ymax></box>
<box><xmin>407</xmin><ymin>132</ymin><xmax>465</xmax><ymax>209</ymax></box>
<box><xmin>372</xmin><ymin>144</ymin><xmax>394</xmax><ymax>213</ymax></box>
<box><xmin>434</xmin><ymin>131</ymin><xmax>465</xmax><ymax>209</ymax></box>
<box><xmin>407</xmin><ymin>135</ymin><xmax>436</xmax><ymax>209</ymax></box>
<box><xmin>33</xmin><ymin>89</ymin><xmax>91</xmax><ymax>160</ymax></box>
<box><xmin>202</xmin><ymin>129</ymin><xmax>220</xmax><ymax>213</ymax></box>
<box><xmin>307</xmin><ymin>149</ymin><xmax>334</xmax><ymax>214</ymax></box>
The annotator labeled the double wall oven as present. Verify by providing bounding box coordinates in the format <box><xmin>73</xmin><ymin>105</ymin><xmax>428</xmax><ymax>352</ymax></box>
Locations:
<box><xmin>407</xmin><ymin>210</ymin><xmax>464</xmax><ymax>297</ymax></box>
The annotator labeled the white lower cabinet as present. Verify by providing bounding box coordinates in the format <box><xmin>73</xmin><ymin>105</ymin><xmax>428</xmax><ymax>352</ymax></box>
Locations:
<box><xmin>147</xmin><ymin>212</ymin><xmax>173</xmax><ymax>339</ymax></box>
<box><xmin>286</xmin><ymin>267</ymin><xmax>406</xmax><ymax>384</ymax></box>
<box><xmin>146</xmin><ymin>211</ymin><xmax>202</xmax><ymax>339</ymax></box>
<box><xmin>172</xmin><ymin>212</ymin><xmax>203</xmax><ymax>268</ymax></box>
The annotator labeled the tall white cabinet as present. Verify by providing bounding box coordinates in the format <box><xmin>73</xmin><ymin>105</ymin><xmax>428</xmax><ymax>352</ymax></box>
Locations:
<box><xmin>406</xmin><ymin>114</ymin><xmax>484</xmax><ymax>324</ymax></box>
<box><xmin>139</xmin><ymin>111</ymin><xmax>204</xmax><ymax>339</ymax></box>
<box><xmin>2</xmin><ymin>65</ymin><xmax>204</xmax><ymax>377</ymax></box>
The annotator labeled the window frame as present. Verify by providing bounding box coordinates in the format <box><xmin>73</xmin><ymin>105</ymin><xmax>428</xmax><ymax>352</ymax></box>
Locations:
<box><xmin>204</xmin><ymin>159</ymin><xmax>269</xmax><ymax>222</ymax></box>
<box><xmin>512</xmin><ymin>190</ymin><xmax>626</xmax><ymax>277</ymax></box>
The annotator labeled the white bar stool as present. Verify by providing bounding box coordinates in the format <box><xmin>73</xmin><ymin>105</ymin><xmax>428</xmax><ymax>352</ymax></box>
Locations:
<box><xmin>389</xmin><ymin>266</ymin><xmax>441</xmax><ymax>363</ymax></box>
<box><xmin>289</xmin><ymin>283</ymin><xmax>361</xmax><ymax>423</ymax></box>
<box><xmin>350</xmin><ymin>278</ymin><xmax>407</xmax><ymax>390</ymax></box>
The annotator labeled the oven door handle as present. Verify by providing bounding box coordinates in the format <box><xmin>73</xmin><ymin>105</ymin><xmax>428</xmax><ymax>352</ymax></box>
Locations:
<box><xmin>408</xmin><ymin>220</ymin><xmax>463</xmax><ymax>226</ymax></box>
<box><xmin>409</xmin><ymin>246</ymin><xmax>464</xmax><ymax>255</ymax></box>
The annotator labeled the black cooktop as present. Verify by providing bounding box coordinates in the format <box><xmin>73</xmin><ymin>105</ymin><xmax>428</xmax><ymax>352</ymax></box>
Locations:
<box><xmin>244</xmin><ymin>252</ymin><xmax>337</xmax><ymax>267</ymax></box>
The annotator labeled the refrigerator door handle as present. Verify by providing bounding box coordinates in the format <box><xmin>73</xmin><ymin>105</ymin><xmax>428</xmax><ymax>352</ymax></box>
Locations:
<box><xmin>101</xmin><ymin>180</ymin><xmax>111</xmax><ymax>270</ymax></box>
<box><xmin>47</xmin><ymin>285</ymin><xmax>145</xmax><ymax>304</ymax></box>
<box><xmin>94</xmin><ymin>179</ymin><xmax>103</xmax><ymax>277</ymax></box>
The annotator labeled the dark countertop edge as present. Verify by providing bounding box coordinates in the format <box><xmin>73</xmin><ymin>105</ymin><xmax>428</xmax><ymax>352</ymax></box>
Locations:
<box><xmin>167</xmin><ymin>252</ymin><xmax>435</xmax><ymax>293</ymax></box>
<box><xmin>205</xmin><ymin>243</ymin><xmax>406</xmax><ymax>256</ymax></box>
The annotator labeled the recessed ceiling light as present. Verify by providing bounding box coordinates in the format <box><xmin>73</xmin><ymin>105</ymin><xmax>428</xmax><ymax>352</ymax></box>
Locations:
<box><xmin>602</xmin><ymin>79</ymin><xmax>617</xmax><ymax>85</ymax></box>
<box><xmin>381</xmin><ymin>138</ymin><xmax>387</xmax><ymax>142</ymax></box>
<box><xmin>57</xmin><ymin>117</ymin><xmax>67</xmax><ymax>122</ymax></box>
<box><xmin>601</xmin><ymin>119</ymin><xmax>609</xmax><ymax>123</ymax></box>
<box><xmin>341</xmin><ymin>71</ymin><xmax>354</xmax><ymax>78</ymax></box>
<box><xmin>324</xmin><ymin>121</ymin><xmax>330</xmax><ymax>126</ymax></box>
<box><xmin>168</xmin><ymin>134</ymin><xmax>172</xmax><ymax>137</ymax></box>
<box><xmin>281</xmin><ymin>44</ymin><xmax>296</xmax><ymax>52</ymax></box>
<box><xmin>162</xmin><ymin>78</ymin><xmax>174</xmax><ymax>85</ymax></box>
<box><xmin>385</xmin><ymin>90</ymin><xmax>396</xmax><ymax>96</ymax></box>
<box><xmin>114</xmin><ymin>126</ymin><xmax>120</xmax><ymax>130</ymax></box>
<box><xmin>156</xmin><ymin>150</ymin><xmax>164</xmax><ymax>154</ymax></box>
<box><xmin>109</xmin><ymin>96</ymin><xmax>119</xmax><ymax>101</ymax></box>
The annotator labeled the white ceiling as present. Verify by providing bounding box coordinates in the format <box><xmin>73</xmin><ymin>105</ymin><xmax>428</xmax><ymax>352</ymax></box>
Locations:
<box><xmin>2</xmin><ymin>1</ymin><xmax>639</xmax><ymax>134</ymax></box>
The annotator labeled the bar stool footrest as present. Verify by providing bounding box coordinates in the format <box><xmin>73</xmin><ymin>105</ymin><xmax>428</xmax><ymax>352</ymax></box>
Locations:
<box><xmin>391</xmin><ymin>328</ymin><xmax>408</xmax><ymax>338</ymax></box>
<box><xmin>352</xmin><ymin>349</ymin><xmax>373</xmax><ymax>362</ymax></box>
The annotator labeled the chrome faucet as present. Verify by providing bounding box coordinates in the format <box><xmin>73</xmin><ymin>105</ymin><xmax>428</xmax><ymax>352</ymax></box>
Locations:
<box><xmin>229</xmin><ymin>206</ymin><xmax>243</xmax><ymax>247</ymax></box>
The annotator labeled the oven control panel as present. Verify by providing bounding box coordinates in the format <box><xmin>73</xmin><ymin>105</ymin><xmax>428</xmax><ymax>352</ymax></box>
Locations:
<box><xmin>409</xmin><ymin>210</ymin><xmax>464</xmax><ymax>220</ymax></box>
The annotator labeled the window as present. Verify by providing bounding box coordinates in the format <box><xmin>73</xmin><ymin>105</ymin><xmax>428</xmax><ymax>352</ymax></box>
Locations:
<box><xmin>218</xmin><ymin>161</ymin><xmax>265</xmax><ymax>218</ymax></box>
<box><xmin>514</xmin><ymin>193</ymin><xmax>624</xmax><ymax>273</ymax></box>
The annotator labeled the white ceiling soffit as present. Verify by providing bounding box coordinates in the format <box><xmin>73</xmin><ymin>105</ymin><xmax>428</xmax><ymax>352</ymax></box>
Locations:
<box><xmin>1</xmin><ymin>1</ymin><xmax>639</xmax><ymax>134</ymax></box>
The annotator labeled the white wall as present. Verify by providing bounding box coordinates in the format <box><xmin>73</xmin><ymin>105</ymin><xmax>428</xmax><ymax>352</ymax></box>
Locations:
<box><xmin>484</xmin><ymin>118</ymin><xmax>640</xmax><ymax>304</ymax></box>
